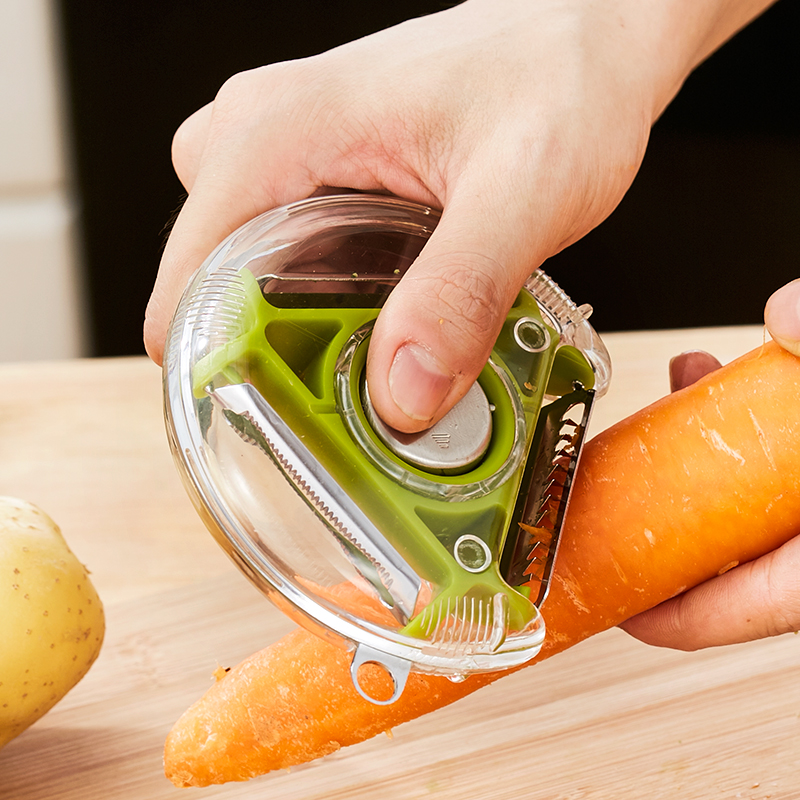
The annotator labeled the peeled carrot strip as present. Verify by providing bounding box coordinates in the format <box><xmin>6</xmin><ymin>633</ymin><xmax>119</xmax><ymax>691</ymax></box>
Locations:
<box><xmin>165</xmin><ymin>341</ymin><xmax>800</xmax><ymax>786</ymax></box>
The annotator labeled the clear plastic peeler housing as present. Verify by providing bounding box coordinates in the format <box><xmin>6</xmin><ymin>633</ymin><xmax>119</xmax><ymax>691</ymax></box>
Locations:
<box><xmin>163</xmin><ymin>194</ymin><xmax>611</xmax><ymax>703</ymax></box>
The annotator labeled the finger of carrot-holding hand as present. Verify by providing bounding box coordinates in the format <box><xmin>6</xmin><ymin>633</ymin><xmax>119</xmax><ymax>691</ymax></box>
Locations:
<box><xmin>669</xmin><ymin>350</ymin><xmax>722</xmax><ymax>393</ymax></box>
<box><xmin>765</xmin><ymin>278</ymin><xmax>800</xmax><ymax>357</ymax></box>
<box><xmin>620</xmin><ymin>534</ymin><xmax>800</xmax><ymax>650</ymax></box>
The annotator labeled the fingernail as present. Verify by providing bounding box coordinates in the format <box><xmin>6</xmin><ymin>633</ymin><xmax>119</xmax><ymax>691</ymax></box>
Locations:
<box><xmin>765</xmin><ymin>279</ymin><xmax>800</xmax><ymax>357</ymax></box>
<box><xmin>388</xmin><ymin>343</ymin><xmax>453</xmax><ymax>423</ymax></box>
<box><xmin>668</xmin><ymin>350</ymin><xmax>722</xmax><ymax>393</ymax></box>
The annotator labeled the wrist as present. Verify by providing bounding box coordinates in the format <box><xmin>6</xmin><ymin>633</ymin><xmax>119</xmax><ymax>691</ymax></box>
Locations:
<box><xmin>620</xmin><ymin>0</ymin><xmax>778</xmax><ymax>120</ymax></box>
<box><xmin>456</xmin><ymin>0</ymin><xmax>777</xmax><ymax>124</ymax></box>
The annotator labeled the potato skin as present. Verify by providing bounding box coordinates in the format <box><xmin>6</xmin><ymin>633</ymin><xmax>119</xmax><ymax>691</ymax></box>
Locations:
<box><xmin>0</xmin><ymin>498</ymin><xmax>105</xmax><ymax>748</ymax></box>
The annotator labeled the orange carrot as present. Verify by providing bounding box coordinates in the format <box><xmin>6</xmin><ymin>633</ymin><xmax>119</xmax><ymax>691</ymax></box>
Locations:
<box><xmin>165</xmin><ymin>341</ymin><xmax>800</xmax><ymax>787</ymax></box>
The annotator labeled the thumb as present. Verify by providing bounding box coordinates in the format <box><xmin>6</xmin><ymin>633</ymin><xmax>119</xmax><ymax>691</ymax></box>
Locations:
<box><xmin>366</xmin><ymin>194</ymin><xmax>546</xmax><ymax>434</ymax></box>
<box><xmin>764</xmin><ymin>278</ymin><xmax>800</xmax><ymax>357</ymax></box>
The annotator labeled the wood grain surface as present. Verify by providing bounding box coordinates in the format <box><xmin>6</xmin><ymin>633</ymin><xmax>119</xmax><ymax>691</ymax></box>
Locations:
<box><xmin>2</xmin><ymin>325</ymin><xmax>799</xmax><ymax>799</ymax></box>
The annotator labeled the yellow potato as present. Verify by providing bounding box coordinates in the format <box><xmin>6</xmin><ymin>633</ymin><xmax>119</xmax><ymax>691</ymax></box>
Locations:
<box><xmin>0</xmin><ymin>497</ymin><xmax>105</xmax><ymax>748</ymax></box>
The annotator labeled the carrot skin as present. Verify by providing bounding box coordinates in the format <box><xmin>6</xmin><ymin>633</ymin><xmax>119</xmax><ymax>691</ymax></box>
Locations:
<box><xmin>165</xmin><ymin>342</ymin><xmax>800</xmax><ymax>786</ymax></box>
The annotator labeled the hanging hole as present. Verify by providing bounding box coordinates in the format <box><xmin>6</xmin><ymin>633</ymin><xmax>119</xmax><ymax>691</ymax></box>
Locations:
<box><xmin>355</xmin><ymin>662</ymin><xmax>396</xmax><ymax>704</ymax></box>
<box><xmin>350</xmin><ymin>645</ymin><xmax>410</xmax><ymax>705</ymax></box>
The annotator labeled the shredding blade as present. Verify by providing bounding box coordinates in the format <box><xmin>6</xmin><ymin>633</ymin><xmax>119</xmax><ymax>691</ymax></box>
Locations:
<box><xmin>501</xmin><ymin>385</ymin><xmax>594</xmax><ymax>606</ymax></box>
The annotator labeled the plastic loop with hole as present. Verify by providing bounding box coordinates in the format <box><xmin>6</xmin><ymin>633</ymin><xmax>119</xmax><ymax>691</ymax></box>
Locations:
<box><xmin>350</xmin><ymin>645</ymin><xmax>411</xmax><ymax>705</ymax></box>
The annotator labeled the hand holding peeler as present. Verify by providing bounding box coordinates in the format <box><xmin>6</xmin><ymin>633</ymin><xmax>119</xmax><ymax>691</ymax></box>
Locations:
<box><xmin>163</xmin><ymin>194</ymin><xmax>611</xmax><ymax>704</ymax></box>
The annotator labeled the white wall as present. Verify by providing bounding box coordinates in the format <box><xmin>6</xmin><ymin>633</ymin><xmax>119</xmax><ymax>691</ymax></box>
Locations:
<box><xmin>0</xmin><ymin>0</ymin><xmax>87</xmax><ymax>361</ymax></box>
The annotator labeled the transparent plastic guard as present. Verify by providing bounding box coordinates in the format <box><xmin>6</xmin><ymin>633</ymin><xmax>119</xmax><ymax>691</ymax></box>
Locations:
<box><xmin>163</xmin><ymin>194</ymin><xmax>610</xmax><ymax>703</ymax></box>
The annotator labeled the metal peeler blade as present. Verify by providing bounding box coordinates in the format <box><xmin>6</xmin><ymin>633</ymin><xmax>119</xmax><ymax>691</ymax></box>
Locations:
<box><xmin>210</xmin><ymin>382</ymin><xmax>422</xmax><ymax>625</ymax></box>
<box><xmin>501</xmin><ymin>385</ymin><xmax>594</xmax><ymax>607</ymax></box>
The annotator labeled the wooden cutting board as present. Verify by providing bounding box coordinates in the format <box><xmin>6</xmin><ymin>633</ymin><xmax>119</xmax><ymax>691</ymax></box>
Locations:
<box><xmin>2</xmin><ymin>327</ymin><xmax>799</xmax><ymax>799</ymax></box>
<box><xmin>3</xmin><ymin>572</ymin><xmax>800</xmax><ymax>800</ymax></box>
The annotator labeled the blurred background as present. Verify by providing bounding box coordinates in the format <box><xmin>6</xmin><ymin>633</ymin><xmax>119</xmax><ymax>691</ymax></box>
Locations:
<box><xmin>1</xmin><ymin>0</ymin><xmax>797</xmax><ymax>362</ymax></box>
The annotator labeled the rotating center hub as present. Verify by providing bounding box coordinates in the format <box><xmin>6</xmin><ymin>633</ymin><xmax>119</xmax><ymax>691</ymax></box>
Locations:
<box><xmin>361</xmin><ymin>381</ymin><xmax>493</xmax><ymax>476</ymax></box>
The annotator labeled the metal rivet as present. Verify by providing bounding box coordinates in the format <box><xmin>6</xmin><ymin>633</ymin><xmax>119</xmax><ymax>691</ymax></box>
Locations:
<box><xmin>513</xmin><ymin>317</ymin><xmax>551</xmax><ymax>353</ymax></box>
<box><xmin>454</xmin><ymin>534</ymin><xmax>491</xmax><ymax>573</ymax></box>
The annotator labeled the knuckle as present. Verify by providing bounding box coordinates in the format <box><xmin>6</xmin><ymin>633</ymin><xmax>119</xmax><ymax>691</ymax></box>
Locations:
<box><xmin>171</xmin><ymin>116</ymin><xmax>193</xmax><ymax>156</ymax></box>
<box><xmin>414</xmin><ymin>255</ymin><xmax>507</xmax><ymax>349</ymax></box>
<box><xmin>215</xmin><ymin>67</ymin><xmax>262</xmax><ymax>105</ymax></box>
<box><xmin>213</xmin><ymin>64</ymin><xmax>298</xmax><ymax>124</ymax></box>
<box><xmin>212</xmin><ymin>72</ymin><xmax>253</xmax><ymax>118</ymax></box>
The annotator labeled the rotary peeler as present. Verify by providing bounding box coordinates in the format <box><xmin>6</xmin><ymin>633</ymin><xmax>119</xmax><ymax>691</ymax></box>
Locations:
<box><xmin>163</xmin><ymin>194</ymin><xmax>611</xmax><ymax>704</ymax></box>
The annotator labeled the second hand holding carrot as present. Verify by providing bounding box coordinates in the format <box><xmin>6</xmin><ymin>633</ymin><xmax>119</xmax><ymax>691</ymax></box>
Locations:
<box><xmin>621</xmin><ymin>288</ymin><xmax>800</xmax><ymax>650</ymax></box>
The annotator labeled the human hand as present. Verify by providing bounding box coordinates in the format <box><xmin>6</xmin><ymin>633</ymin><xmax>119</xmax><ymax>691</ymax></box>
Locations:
<box><xmin>144</xmin><ymin>0</ymin><xmax>774</xmax><ymax>433</ymax></box>
<box><xmin>620</xmin><ymin>286</ymin><xmax>800</xmax><ymax>649</ymax></box>
<box><xmin>764</xmin><ymin>278</ymin><xmax>800</xmax><ymax>357</ymax></box>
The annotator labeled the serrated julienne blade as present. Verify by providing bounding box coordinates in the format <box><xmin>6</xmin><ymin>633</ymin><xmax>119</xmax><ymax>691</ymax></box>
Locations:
<box><xmin>210</xmin><ymin>382</ymin><xmax>421</xmax><ymax>625</ymax></box>
<box><xmin>501</xmin><ymin>386</ymin><xmax>594</xmax><ymax>607</ymax></box>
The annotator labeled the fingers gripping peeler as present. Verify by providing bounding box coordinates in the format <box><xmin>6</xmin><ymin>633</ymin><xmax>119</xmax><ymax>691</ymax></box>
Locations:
<box><xmin>164</xmin><ymin>195</ymin><xmax>611</xmax><ymax>704</ymax></box>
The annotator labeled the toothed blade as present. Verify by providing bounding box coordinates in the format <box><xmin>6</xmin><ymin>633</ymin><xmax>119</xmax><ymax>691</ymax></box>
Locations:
<box><xmin>210</xmin><ymin>382</ymin><xmax>421</xmax><ymax>624</ymax></box>
<box><xmin>501</xmin><ymin>386</ymin><xmax>594</xmax><ymax>606</ymax></box>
